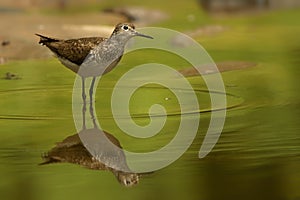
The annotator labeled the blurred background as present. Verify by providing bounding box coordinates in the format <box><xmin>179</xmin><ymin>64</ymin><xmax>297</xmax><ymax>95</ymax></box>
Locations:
<box><xmin>0</xmin><ymin>0</ymin><xmax>299</xmax><ymax>200</ymax></box>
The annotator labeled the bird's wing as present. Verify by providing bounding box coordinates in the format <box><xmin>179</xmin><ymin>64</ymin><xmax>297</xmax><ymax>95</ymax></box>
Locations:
<box><xmin>38</xmin><ymin>36</ymin><xmax>107</xmax><ymax>66</ymax></box>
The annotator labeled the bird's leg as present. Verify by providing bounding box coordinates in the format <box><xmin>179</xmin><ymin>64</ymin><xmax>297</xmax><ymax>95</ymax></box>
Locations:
<box><xmin>89</xmin><ymin>99</ymin><xmax>98</xmax><ymax>129</ymax></box>
<box><xmin>82</xmin><ymin>99</ymin><xmax>87</xmax><ymax>130</ymax></box>
<box><xmin>81</xmin><ymin>77</ymin><xmax>86</xmax><ymax>102</ymax></box>
<box><xmin>89</xmin><ymin>77</ymin><xmax>96</xmax><ymax>104</ymax></box>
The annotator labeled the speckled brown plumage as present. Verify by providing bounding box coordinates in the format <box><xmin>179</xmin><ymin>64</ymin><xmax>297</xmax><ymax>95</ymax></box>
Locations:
<box><xmin>36</xmin><ymin>34</ymin><xmax>106</xmax><ymax>66</ymax></box>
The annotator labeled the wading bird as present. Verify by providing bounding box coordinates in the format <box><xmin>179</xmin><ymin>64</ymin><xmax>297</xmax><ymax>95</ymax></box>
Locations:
<box><xmin>36</xmin><ymin>23</ymin><xmax>153</xmax><ymax>102</ymax></box>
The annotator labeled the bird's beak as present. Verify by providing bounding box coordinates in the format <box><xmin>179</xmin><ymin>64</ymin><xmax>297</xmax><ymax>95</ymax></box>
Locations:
<box><xmin>134</xmin><ymin>31</ymin><xmax>154</xmax><ymax>39</ymax></box>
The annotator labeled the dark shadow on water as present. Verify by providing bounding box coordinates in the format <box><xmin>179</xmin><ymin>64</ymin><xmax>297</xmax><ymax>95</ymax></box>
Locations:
<box><xmin>200</xmin><ymin>152</ymin><xmax>298</xmax><ymax>200</ymax></box>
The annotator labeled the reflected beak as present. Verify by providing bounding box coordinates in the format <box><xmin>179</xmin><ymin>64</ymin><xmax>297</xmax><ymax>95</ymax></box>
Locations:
<box><xmin>134</xmin><ymin>31</ymin><xmax>154</xmax><ymax>39</ymax></box>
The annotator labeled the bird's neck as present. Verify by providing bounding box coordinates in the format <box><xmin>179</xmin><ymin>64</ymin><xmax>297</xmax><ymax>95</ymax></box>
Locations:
<box><xmin>108</xmin><ymin>34</ymin><xmax>131</xmax><ymax>47</ymax></box>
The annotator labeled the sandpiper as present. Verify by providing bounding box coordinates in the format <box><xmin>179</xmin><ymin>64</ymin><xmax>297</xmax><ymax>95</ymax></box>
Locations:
<box><xmin>36</xmin><ymin>23</ymin><xmax>153</xmax><ymax>102</ymax></box>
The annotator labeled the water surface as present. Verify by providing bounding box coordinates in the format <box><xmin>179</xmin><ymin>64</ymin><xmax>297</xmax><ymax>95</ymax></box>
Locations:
<box><xmin>0</xmin><ymin>58</ymin><xmax>299</xmax><ymax>200</ymax></box>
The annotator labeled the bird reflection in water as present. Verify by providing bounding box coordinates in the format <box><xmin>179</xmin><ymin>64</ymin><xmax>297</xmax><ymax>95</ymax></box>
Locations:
<box><xmin>40</xmin><ymin>101</ymin><xmax>145</xmax><ymax>187</ymax></box>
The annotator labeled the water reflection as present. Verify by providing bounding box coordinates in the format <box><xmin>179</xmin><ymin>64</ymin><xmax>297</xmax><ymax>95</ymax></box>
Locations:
<box><xmin>40</xmin><ymin>101</ymin><xmax>146</xmax><ymax>187</ymax></box>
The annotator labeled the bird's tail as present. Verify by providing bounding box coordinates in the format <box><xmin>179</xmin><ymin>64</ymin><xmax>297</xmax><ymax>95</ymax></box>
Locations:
<box><xmin>35</xmin><ymin>33</ymin><xmax>60</xmax><ymax>45</ymax></box>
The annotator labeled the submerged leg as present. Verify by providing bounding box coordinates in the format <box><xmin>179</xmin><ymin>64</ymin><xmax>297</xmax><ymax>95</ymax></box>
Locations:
<box><xmin>81</xmin><ymin>77</ymin><xmax>86</xmax><ymax>102</ymax></box>
<box><xmin>89</xmin><ymin>77</ymin><xmax>96</xmax><ymax>103</ymax></box>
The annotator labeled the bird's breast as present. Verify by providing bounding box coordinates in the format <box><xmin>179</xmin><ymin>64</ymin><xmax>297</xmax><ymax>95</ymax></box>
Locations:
<box><xmin>92</xmin><ymin>43</ymin><xmax>124</xmax><ymax>64</ymax></box>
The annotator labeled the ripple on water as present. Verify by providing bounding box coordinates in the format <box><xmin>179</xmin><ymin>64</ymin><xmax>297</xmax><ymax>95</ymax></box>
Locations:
<box><xmin>0</xmin><ymin>85</ymin><xmax>244</xmax><ymax>120</ymax></box>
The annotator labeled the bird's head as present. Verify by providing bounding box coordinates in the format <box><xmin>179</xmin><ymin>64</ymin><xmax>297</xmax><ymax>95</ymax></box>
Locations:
<box><xmin>111</xmin><ymin>23</ymin><xmax>153</xmax><ymax>41</ymax></box>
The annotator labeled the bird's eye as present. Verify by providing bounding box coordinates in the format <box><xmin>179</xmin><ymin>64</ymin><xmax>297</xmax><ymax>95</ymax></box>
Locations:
<box><xmin>123</xmin><ymin>25</ymin><xmax>129</xmax><ymax>31</ymax></box>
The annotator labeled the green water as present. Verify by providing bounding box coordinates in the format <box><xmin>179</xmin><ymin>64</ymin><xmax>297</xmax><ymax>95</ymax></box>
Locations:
<box><xmin>0</xmin><ymin>58</ymin><xmax>299</xmax><ymax>200</ymax></box>
<box><xmin>1</xmin><ymin>7</ymin><xmax>300</xmax><ymax>200</ymax></box>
